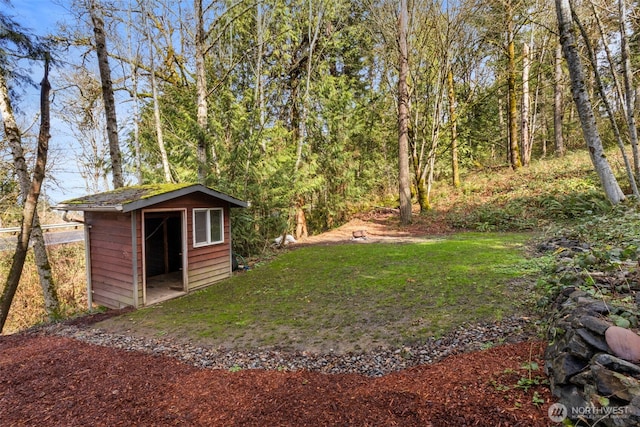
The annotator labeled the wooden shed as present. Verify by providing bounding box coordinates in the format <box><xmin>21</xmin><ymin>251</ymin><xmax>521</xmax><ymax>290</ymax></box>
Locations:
<box><xmin>55</xmin><ymin>183</ymin><xmax>248</xmax><ymax>309</ymax></box>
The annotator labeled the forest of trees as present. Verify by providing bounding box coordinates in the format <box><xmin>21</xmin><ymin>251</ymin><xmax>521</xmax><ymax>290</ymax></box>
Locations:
<box><xmin>2</xmin><ymin>0</ymin><xmax>640</xmax><ymax>253</ymax></box>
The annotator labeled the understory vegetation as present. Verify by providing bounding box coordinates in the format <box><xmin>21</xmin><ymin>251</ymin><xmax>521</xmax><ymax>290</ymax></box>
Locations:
<box><xmin>0</xmin><ymin>243</ymin><xmax>87</xmax><ymax>333</ymax></box>
<box><xmin>444</xmin><ymin>149</ymin><xmax>614</xmax><ymax>232</ymax></box>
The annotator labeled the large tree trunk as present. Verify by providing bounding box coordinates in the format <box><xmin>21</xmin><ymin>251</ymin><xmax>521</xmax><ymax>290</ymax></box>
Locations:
<box><xmin>0</xmin><ymin>60</ymin><xmax>52</xmax><ymax>332</ymax></box>
<box><xmin>90</xmin><ymin>2</ymin><xmax>124</xmax><ymax>189</ymax></box>
<box><xmin>397</xmin><ymin>0</ymin><xmax>412</xmax><ymax>224</ymax></box>
<box><xmin>587</xmin><ymin>0</ymin><xmax>639</xmax><ymax>189</ymax></box>
<box><xmin>195</xmin><ymin>0</ymin><xmax>210</xmax><ymax>184</ymax></box>
<box><xmin>553</xmin><ymin>41</ymin><xmax>565</xmax><ymax>157</ymax></box>
<box><xmin>555</xmin><ymin>0</ymin><xmax>625</xmax><ymax>204</ymax></box>
<box><xmin>193</xmin><ymin>0</ymin><xmax>222</xmax><ymax>183</ymax></box>
<box><xmin>30</xmin><ymin>219</ymin><xmax>59</xmax><ymax>318</ymax></box>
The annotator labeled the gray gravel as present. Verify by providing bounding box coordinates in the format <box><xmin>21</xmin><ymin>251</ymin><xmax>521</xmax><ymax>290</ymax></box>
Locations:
<box><xmin>34</xmin><ymin>315</ymin><xmax>540</xmax><ymax>377</ymax></box>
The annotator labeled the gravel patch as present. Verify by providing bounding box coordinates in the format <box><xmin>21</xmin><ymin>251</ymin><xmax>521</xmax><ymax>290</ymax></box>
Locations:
<box><xmin>32</xmin><ymin>315</ymin><xmax>539</xmax><ymax>377</ymax></box>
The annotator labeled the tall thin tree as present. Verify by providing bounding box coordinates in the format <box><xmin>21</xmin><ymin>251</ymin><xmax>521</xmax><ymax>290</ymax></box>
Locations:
<box><xmin>520</xmin><ymin>41</ymin><xmax>531</xmax><ymax>166</ymax></box>
<box><xmin>448</xmin><ymin>68</ymin><xmax>460</xmax><ymax>187</ymax></box>
<box><xmin>141</xmin><ymin>0</ymin><xmax>172</xmax><ymax>183</ymax></box>
<box><xmin>397</xmin><ymin>0</ymin><xmax>412</xmax><ymax>224</ymax></box>
<box><xmin>194</xmin><ymin>0</ymin><xmax>212</xmax><ymax>183</ymax></box>
<box><xmin>89</xmin><ymin>0</ymin><xmax>124</xmax><ymax>188</ymax></box>
<box><xmin>294</xmin><ymin>0</ymin><xmax>324</xmax><ymax>173</ymax></box>
<box><xmin>506</xmin><ymin>0</ymin><xmax>521</xmax><ymax>169</ymax></box>
<box><xmin>553</xmin><ymin>40</ymin><xmax>565</xmax><ymax>157</ymax></box>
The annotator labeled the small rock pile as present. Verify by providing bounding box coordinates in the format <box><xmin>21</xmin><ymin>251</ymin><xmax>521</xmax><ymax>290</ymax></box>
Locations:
<box><xmin>545</xmin><ymin>286</ymin><xmax>640</xmax><ymax>426</ymax></box>
<box><xmin>537</xmin><ymin>236</ymin><xmax>591</xmax><ymax>256</ymax></box>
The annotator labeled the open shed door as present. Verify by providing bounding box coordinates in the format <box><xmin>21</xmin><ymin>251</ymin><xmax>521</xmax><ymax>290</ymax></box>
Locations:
<box><xmin>143</xmin><ymin>210</ymin><xmax>187</xmax><ymax>305</ymax></box>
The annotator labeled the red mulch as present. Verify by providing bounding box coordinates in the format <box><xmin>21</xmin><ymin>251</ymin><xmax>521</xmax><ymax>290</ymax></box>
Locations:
<box><xmin>0</xmin><ymin>334</ymin><xmax>554</xmax><ymax>426</ymax></box>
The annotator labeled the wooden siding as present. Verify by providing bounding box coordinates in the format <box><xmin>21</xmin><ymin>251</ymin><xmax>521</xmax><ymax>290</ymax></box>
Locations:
<box><xmin>142</xmin><ymin>193</ymin><xmax>232</xmax><ymax>293</ymax></box>
<box><xmin>134</xmin><ymin>211</ymin><xmax>143</xmax><ymax>306</ymax></box>
<box><xmin>86</xmin><ymin>211</ymin><xmax>138</xmax><ymax>309</ymax></box>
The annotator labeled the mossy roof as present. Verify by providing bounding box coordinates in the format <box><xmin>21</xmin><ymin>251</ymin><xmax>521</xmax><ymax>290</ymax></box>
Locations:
<box><xmin>54</xmin><ymin>183</ymin><xmax>248</xmax><ymax>213</ymax></box>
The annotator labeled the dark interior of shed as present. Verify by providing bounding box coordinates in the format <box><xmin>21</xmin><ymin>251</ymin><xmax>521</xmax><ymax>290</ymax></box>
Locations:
<box><xmin>144</xmin><ymin>212</ymin><xmax>183</xmax><ymax>289</ymax></box>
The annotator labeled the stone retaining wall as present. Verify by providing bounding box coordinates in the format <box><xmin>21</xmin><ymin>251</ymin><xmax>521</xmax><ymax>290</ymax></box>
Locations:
<box><xmin>545</xmin><ymin>286</ymin><xmax>640</xmax><ymax>426</ymax></box>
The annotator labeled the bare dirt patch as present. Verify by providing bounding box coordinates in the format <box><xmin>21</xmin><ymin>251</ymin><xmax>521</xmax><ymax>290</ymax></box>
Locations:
<box><xmin>295</xmin><ymin>209</ymin><xmax>454</xmax><ymax>246</ymax></box>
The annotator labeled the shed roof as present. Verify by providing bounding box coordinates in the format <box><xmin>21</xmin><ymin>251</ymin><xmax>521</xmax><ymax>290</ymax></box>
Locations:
<box><xmin>54</xmin><ymin>183</ymin><xmax>248</xmax><ymax>213</ymax></box>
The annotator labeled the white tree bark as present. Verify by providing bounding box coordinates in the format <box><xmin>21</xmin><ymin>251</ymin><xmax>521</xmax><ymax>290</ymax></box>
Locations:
<box><xmin>555</xmin><ymin>0</ymin><xmax>625</xmax><ymax>204</ymax></box>
<box><xmin>587</xmin><ymin>0</ymin><xmax>638</xmax><ymax>193</ymax></box>
<box><xmin>554</xmin><ymin>41</ymin><xmax>565</xmax><ymax>157</ymax></box>
<box><xmin>521</xmin><ymin>42</ymin><xmax>531</xmax><ymax>166</ymax></box>
<box><xmin>195</xmin><ymin>0</ymin><xmax>209</xmax><ymax>183</ymax></box>
<box><xmin>127</xmin><ymin>4</ymin><xmax>142</xmax><ymax>184</ymax></box>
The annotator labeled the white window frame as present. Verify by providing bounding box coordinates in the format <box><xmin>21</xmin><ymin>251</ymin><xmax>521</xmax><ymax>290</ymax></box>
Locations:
<box><xmin>193</xmin><ymin>208</ymin><xmax>224</xmax><ymax>247</ymax></box>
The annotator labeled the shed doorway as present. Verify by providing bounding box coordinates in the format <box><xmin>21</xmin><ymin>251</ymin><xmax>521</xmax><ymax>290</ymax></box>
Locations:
<box><xmin>143</xmin><ymin>210</ymin><xmax>187</xmax><ymax>305</ymax></box>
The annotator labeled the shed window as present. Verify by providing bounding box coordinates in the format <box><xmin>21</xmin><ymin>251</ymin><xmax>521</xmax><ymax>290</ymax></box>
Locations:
<box><xmin>193</xmin><ymin>208</ymin><xmax>224</xmax><ymax>247</ymax></box>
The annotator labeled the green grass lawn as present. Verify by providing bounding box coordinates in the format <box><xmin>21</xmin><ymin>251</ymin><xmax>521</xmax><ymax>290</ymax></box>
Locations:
<box><xmin>98</xmin><ymin>232</ymin><xmax>545</xmax><ymax>353</ymax></box>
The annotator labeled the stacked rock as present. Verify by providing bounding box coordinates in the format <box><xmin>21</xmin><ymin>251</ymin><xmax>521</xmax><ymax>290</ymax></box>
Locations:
<box><xmin>545</xmin><ymin>286</ymin><xmax>640</xmax><ymax>426</ymax></box>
